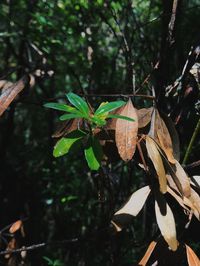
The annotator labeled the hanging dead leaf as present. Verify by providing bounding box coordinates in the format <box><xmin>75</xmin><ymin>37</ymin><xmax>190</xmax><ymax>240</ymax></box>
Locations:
<box><xmin>155</xmin><ymin>110</ymin><xmax>176</xmax><ymax>164</ymax></box>
<box><xmin>115</xmin><ymin>98</ymin><xmax>138</xmax><ymax>161</ymax></box>
<box><xmin>5</xmin><ymin>238</ymin><xmax>16</xmax><ymax>259</ymax></box>
<box><xmin>114</xmin><ymin>186</ymin><xmax>150</xmax><ymax>216</ymax></box>
<box><xmin>0</xmin><ymin>75</ymin><xmax>30</xmax><ymax>116</ymax></box>
<box><xmin>146</xmin><ymin>136</ymin><xmax>167</xmax><ymax>193</ymax></box>
<box><xmin>160</xmin><ymin>154</ymin><xmax>183</xmax><ymax>196</ymax></box>
<box><xmin>112</xmin><ymin>186</ymin><xmax>151</xmax><ymax>231</ymax></box>
<box><xmin>52</xmin><ymin>118</ymin><xmax>83</xmax><ymax>138</ymax></box>
<box><xmin>174</xmin><ymin>160</ymin><xmax>191</xmax><ymax>197</ymax></box>
<box><xmin>188</xmin><ymin>188</ymin><xmax>200</xmax><ymax>220</ymax></box>
<box><xmin>138</xmin><ymin>241</ymin><xmax>157</xmax><ymax>266</ymax></box>
<box><xmin>167</xmin><ymin>185</ymin><xmax>194</xmax><ymax>212</ymax></box>
<box><xmin>9</xmin><ymin>220</ymin><xmax>22</xmax><ymax>234</ymax></box>
<box><xmin>155</xmin><ymin>199</ymin><xmax>178</xmax><ymax>251</ymax></box>
<box><xmin>161</xmin><ymin>113</ymin><xmax>180</xmax><ymax>161</ymax></box>
<box><xmin>186</xmin><ymin>244</ymin><xmax>200</xmax><ymax>266</ymax></box>
<box><xmin>137</xmin><ymin>107</ymin><xmax>153</xmax><ymax>128</ymax></box>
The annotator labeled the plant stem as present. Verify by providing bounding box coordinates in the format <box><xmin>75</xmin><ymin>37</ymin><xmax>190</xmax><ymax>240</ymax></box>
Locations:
<box><xmin>183</xmin><ymin>117</ymin><xmax>200</xmax><ymax>165</ymax></box>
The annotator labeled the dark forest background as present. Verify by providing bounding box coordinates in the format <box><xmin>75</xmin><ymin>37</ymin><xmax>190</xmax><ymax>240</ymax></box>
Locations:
<box><xmin>0</xmin><ymin>0</ymin><xmax>200</xmax><ymax>265</ymax></box>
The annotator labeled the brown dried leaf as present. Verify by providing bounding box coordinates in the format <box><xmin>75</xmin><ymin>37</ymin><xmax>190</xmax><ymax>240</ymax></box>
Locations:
<box><xmin>186</xmin><ymin>244</ymin><xmax>200</xmax><ymax>266</ymax></box>
<box><xmin>155</xmin><ymin>110</ymin><xmax>176</xmax><ymax>164</ymax></box>
<box><xmin>175</xmin><ymin>160</ymin><xmax>191</xmax><ymax>197</ymax></box>
<box><xmin>9</xmin><ymin>220</ymin><xmax>22</xmax><ymax>234</ymax></box>
<box><xmin>0</xmin><ymin>76</ymin><xmax>30</xmax><ymax>116</ymax></box>
<box><xmin>155</xmin><ymin>200</ymin><xmax>178</xmax><ymax>251</ymax></box>
<box><xmin>161</xmin><ymin>113</ymin><xmax>180</xmax><ymax>161</ymax></box>
<box><xmin>188</xmin><ymin>188</ymin><xmax>200</xmax><ymax>220</ymax></box>
<box><xmin>167</xmin><ymin>186</ymin><xmax>193</xmax><ymax>211</ymax></box>
<box><xmin>112</xmin><ymin>186</ymin><xmax>151</xmax><ymax>231</ymax></box>
<box><xmin>52</xmin><ymin>118</ymin><xmax>83</xmax><ymax>138</ymax></box>
<box><xmin>0</xmin><ymin>80</ymin><xmax>13</xmax><ymax>90</ymax></box>
<box><xmin>146</xmin><ymin>136</ymin><xmax>167</xmax><ymax>193</ymax></box>
<box><xmin>161</xmin><ymin>156</ymin><xmax>183</xmax><ymax>196</ymax></box>
<box><xmin>137</xmin><ymin>107</ymin><xmax>153</xmax><ymax>128</ymax></box>
<box><xmin>115</xmin><ymin>99</ymin><xmax>138</xmax><ymax>161</ymax></box>
<box><xmin>138</xmin><ymin>241</ymin><xmax>157</xmax><ymax>266</ymax></box>
<box><xmin>5</xmin><ymin>238</ymin><xmax>16</xmax><ymax>259</ymax></box>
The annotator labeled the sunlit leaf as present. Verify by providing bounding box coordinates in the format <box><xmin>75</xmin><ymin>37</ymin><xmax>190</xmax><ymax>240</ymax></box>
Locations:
<box><xmin>66</xmin><ymin>92</ymin><xmax>89</xmax><ymax>117</ymax></box>
<box><xmin>94</xmin><ymin>101</ymin><xmax>125</xmax><ymax>115</ymax></box>
<box><xmin>138</xmin><ymin>241</ymin><xmax>157</xmax><ymax>266</ymax></box>
<box><xmin>115</xmin><ymin>99</ymin><xmax>138</xmax><ymax>161</ymax></box>
<box><xmin>191</xmin><ymin>176</ymin><xmax>200</xmax><ymax>189</ymax></box>
<box><xmin>53</xmin><ymin>130</ymin><xmax>85</xmax><ymax>157</ymax></box>
<box><xmin>155</xmin><ymin>199</ymin><xmax>178</xmax><ymax>251</ymax></box>
<box><xmin>91</xmin><ymin>116</ymin><xmax>107</xmax><ymax>126</ymax></box>
<box><xmin>44</xmin><ymin>102</ymin><xmax>81</xmax><ymax>114</ymax></box>
<box><xmin>9</xmin><ymin>220</ymin><xmax>22</xmax><ymax>234</ymax></box>
<box><xmin>146</xmin><ymin>136</ymin><xmax>167</xmax><ymax>194</ymax></box>
<box><xmin>112</xmin><ymin>186</ymin><xmax>150</xmax><ymax>231</ymax></box>
<box><xmin>186</xmin><ymin>244</ymin><xmax>200</xmax><ymax>266</ymax></box>
<box><xmin>84</xmin><ymin>136</ymin><xmax>103</xmax><ymax>170</ymax></box>
<box><xmin>115</xmin><ymin>185</ymin><xmax>150</xmax><ymax>216</ymax></box>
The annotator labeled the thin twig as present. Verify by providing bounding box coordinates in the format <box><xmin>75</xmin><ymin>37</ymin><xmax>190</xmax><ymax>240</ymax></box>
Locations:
<box><xmin>184</xmin><ymin>160</ymin><xmax>200</xmax><ymax>170</ymax></box>
<box><xmin>0</xmin><ymin>238</ymin><xmax>78</xmax><ymax>256</ymax></box>
<box><xmin>78</xmin><ymin>94</ymin><xmax>155</xmax><ymax>99</ymax></box>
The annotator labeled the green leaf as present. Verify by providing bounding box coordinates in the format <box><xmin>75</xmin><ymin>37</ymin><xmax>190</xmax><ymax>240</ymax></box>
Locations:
<box><xmin>59</xmin><ymin>113</ymin><xmax>85</xmax><ymax>121</ymax></box>
<box><xmin>53</xmin><ymin>130</ymin><xmax>85</xmax><ymax>157</ymax></box>
<box><xmin>107</xmin><ymin>114</ymin><xmax>135</xmax><ymax>122</ymax></box>
<box><xmin>94</xmin><ymin>101</ymin><xmax>125</xmax><ymax>115</ymax></box>
<box><xmin>66</xmin><ymin>92</ymin><xmax>89</xmax><ymax>117</ymax></box>
<box><xmin>84</xmin><ymin>136</ymin><xmax>103</xmax><ymax>170</ymax></box>
<box><xmin>91</xmin><ymin>116</ymin><xmax>106</xmax><ymax>126</ymax></box>
<box><xmin>44</xmin><ymin>102</ymin><xmax>78</xmax><ymax>113</ymax></box>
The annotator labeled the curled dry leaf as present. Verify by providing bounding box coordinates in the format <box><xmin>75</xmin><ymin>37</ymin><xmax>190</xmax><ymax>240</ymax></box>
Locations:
<box><xmin>146</xmin><ymin>136</ymin><xmax>167</xmax><ymax>193</ymax></box>
<box><xmin>112</xmin><ymin>186</ymin><xmax>151</xmax><ymax>231</ymax></box>
<box><xmin>9</xmin><ymin>220</ymin><xmax>22</xmax><ymax>234</ymax></box>
<box><xmin>155</xmin><ymin>110</ymin><xmax>176</xmax><ymax>164</ymax></box>
<box><xmin>167</xmin><ymin>174</ymin><xmax>200</xmax><ymax>219</ymax></box>
<box><xmin>0</xmin><ymin>76</ymin><xmax>30</xmax><ymax>116</ymax></box>
<box><xmin>138</xmin><ymin>241</ymin><xmax>157</xmax><ymax>266</ymax></box>
<box><xmin>186</xmin><ymin>244</ymin><xmax>200</xmax><ymax>266</ymax></box>
<box><xmin>115</xmin><ymin>98</ymin><xmax>138</xmax><ymax>161</ymax></box>
<box><xmin>174</xmin><ymin>160</ymin><xmax>191</xmax><ymax>197</ymax></box>
<box><xmin>155</xmin><ymin>200</ymin><xmax>178</xmax><ymax>251</ymax></box>
<box><xmin>167</xmin><ymin>186</ymin><xmax>193</xmax><ymax>212</ymax></box>
<box><xmin>52</xmin><ymin>118</ymin><xmax>83</xmax><ymax>138</ymax></box>
<box><xmin>137</xmin><ymin>107</ymin><xmax>153</xmax><ymax>128</ymax></box>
